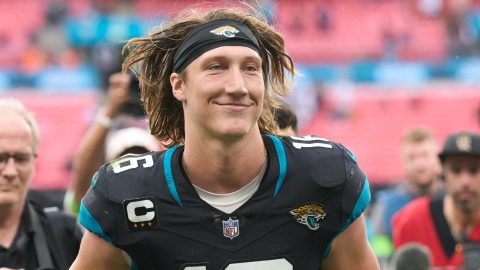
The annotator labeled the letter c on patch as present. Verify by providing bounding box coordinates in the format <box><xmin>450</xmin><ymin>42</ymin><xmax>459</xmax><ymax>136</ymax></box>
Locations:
<box><xmin>126</xmin><ymin>199</ymin><xmax>155</xmax><ymax>223</ymax></box>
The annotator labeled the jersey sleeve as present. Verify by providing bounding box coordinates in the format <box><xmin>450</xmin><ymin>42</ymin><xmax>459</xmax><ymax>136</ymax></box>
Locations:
<box><xmin>78</xmin><ymin>165</ymin><xmax>116</xmax><ymax>244</ymax></box>
<box><xmin>338</xmin><ymin>143</ymin><xmax>371</xmax><ymax>231</ymax></box>
<box><xmin>319</xmin><ymin>143</ymin><xmax>371</xmax><ymax>258</ymax></box>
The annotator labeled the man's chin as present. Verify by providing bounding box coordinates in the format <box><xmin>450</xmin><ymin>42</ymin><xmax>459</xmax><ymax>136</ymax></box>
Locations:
<box><xmin>0</xmin><ymin>192</ymin><xmax>21</xmax><ymax>207</ymax></box>
<box><xmin>217</xmin><ymin>126</ymin><xmax>250</xmax><ymax>139</ymax></box>
<box><xmin>414</xmin><ymin>179</ymin><xmax>434</xmax><ymax>188</ymax></box>
<box><xmin>455</xmin><ymin>200</ymin><xmax>477</xmax><ymax>213</ymax></box>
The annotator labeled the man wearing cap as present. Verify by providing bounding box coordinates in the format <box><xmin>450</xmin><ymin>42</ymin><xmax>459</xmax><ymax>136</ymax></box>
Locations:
<box><xmin>70</xmin><ymin>6</ymin><xmax>379</xmax><ymax>270</ymax></box>
<box><xmin>392</xmin><ymin>131</ymin><xmax>480</xmax><ymax>269</ymax></box>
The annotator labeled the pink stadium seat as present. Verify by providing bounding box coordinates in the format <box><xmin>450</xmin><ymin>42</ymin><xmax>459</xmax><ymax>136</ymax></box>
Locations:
<box><xmin>133</xmin><ymin>0</ymin><xmax>239</xmax><ymax>16</ymax></box>
<box><xmin>302</xmin><ymin>86</ymin><xmax>480</xmax><ymax>184</ymax></box>
<box><xmin>277</xmin><ymin>0</ymin><xmax>448</xmax><ymax>62</ymax></box>
<box><xmin>0</xmin><ymin>0</ymin><xmax>45</xmax><ymax>68</ymax></box>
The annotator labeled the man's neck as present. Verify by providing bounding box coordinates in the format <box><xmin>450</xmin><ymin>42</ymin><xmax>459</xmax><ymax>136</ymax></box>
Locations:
<box><xmin>0</xmin><ymin>201</ymin><xmax>25</xmax><ymax>248</ymax></box>
<box><xmin>408</xmin><ymin>179</ymin><xmax>441</xmax><ymax>197</ymax></box>
<box><xmin>182</xmin><ymin>131</ymin><xmax>266</xmax><ymax>194</ymax></box>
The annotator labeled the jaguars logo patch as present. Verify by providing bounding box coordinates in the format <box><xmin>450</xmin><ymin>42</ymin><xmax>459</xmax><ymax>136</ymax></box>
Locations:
<box><xmin>290</xmin><ymin>203</ymin><xmax>327</xmax><ymax>231</ymax></box>
<box><xmin>210</xmin><ymin>25</ymin><xmax>239</xmax><ymax>38</ymax></box>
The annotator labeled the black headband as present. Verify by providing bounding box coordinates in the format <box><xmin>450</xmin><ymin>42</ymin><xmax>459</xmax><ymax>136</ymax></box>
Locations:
<box><xmin>173</xmin><ymin>19</ymin><xmax>261</xmax><ymax>73</ymax></box>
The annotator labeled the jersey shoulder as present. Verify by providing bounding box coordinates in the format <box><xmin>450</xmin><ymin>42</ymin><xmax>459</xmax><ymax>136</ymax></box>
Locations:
<box><xmin>282</xmin><ymin>135</ymin><xmax>352</xmax><ymax>157</ymax></box>
<box><xmin>280</xmin><ymin>135</ymin><xmax>361</xmax><ymax>188</ymax></box>
<box><xmin>79</xmin><ymin>151</ymin><xmax>166</xmax><ymax>242</ymax></box>
<box><xmin>92</xmin><ymin>151</ymin><xmax>165</xmax><ymax>203</ymax></box>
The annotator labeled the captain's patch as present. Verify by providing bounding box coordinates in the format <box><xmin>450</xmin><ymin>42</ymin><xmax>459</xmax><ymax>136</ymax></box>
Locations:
<box><xmin>123</xmin><ymin>197</ymin><xmax>159</xmax><ymax>232</ymax></box>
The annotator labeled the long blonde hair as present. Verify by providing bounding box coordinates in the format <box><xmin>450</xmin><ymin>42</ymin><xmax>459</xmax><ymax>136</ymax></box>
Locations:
<box><xmin>123</xmin><ymin>7</ymin><xmax>294</xmax><ymax>147</ymax></box>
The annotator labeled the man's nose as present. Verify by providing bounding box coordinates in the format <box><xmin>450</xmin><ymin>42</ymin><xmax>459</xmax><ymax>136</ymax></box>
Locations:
<box><xmin>2</xmin><ymin>157</ymin><xmax>19</xmax><ymax>177</ymax></box>
<box><xmin>225</xmin><ymin>68</ymin><xmax>247</xmax><ymax>95</ymax></box>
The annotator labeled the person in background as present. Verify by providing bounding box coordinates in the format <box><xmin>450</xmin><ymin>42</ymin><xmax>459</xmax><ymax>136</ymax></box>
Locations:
<box><xmin>370</xmin><ymin>127</ymin><xmax>443</xmax><ymax>262</ymax></box>
<box><xmin>66</xmin><ymin>72</ymin><xmax>159</xmax><ymax>215</ymax></box>
<box><xmin>71</xmin><ymin>6</ymin><xmax>379</xmax><ymax>270</ymax></box>
<box><xmin>387</xmin><ymin>243</ymin><xmax>431</xmax><ymax>270</ymax></box>
<box><xmin>0</xmin><ymin>98</ymin><xmax>81</xmax><ymax>270</ymax></box>
<box><xmin>393</xmin><ymin>131</ymin><xmax>480</xmax><ymax>269</ymax></box>
<box><xmin>273</xmin><ymin>99</ymin><xmax>298</xmax><ymax>136</ymax></box>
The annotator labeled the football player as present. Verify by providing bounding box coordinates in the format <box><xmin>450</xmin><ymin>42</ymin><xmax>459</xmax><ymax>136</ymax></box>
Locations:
<box><xmin>71</xmin><ymin>7</ymin><xmax>379</xmax><ymax>270</ymax></box>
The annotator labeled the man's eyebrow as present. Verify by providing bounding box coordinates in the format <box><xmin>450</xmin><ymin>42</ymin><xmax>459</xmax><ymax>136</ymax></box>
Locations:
<box><xmin>200</xmin><ymin>55</ymin><xmax>227</xmax><ymax>63</ymax></box>
<box><xmin>243</xmin><ymin>55</ymin><xmax>262</xmax><ymax>63</ymax></box>
<box><xmin>200</xmin><ymin>54</ymin><xmax>262</xmax><ymax>64</ymax></box>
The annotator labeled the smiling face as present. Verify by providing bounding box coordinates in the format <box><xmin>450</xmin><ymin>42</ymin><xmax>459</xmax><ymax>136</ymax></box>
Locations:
<box><xmin>170</xmin><ymin>46</ymin><xmax>264</xmax><ymax>141</ymax></box>
<box><xmin>0</xmin><ymin>112</ymin><xmax>36</xmax><ymax>210</ymax></box>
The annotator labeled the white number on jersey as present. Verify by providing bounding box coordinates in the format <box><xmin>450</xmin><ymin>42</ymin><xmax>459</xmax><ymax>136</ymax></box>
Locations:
<box><xmin>290</xmin><ymin>135</ymin><xmax>332</xmax><ymax>149</ymax></box>
<box><xmin>183</xmin><ymin>258</ymin><xmax>292</xmax><ymax>270</ymax></box>
<box><xmin>111</xmin><ymin>154</ymin><xmax>154</xmax><ymax>173</ymax></box>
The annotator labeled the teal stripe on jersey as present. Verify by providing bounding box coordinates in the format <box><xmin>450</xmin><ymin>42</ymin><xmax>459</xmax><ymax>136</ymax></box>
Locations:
<box><xmin>163</xmin><ymin>146</ymin><xmax>183</xmax><ymax>207</ymax></box>
<box><xmin>266</xmin><ymin>135</ymin><xmax>287</xmax><ymax>197</ymax></box>
<box><xmin>323</xmin><ymin>177</ymin><xmax>371</xmax><ymax>257</ymax></box>
<box><xmin>91</xmin><ymin>172</ymin><xmax>98</xmax><ymax>188</ymax></box>
<box><xmin>131</xmin><ymin>259</ymin><xmax>139</xmax><ymax>270</ymax></box>
<box><xmin>347</xmin><ymin>177</ymin><xmax>371</xmax><ymax>226</ymax></box>
<box><xmin>79</xmin><ymin>202</ymin><xmax>112</xmax><ymax>243</ymax></box>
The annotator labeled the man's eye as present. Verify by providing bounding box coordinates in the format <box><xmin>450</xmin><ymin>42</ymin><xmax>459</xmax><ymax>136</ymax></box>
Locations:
<box><xmin>208</xmin><ymin>64</ymin><xmax>223</xmax><ymax>70</ymax></box>
<box><xmin>245</xmin><ymin>65</ymin><xmax>258</xmax><ymax>72</ymax></box>
<box><xmin>451</xmin><ymin>167</ymin><xmax>462</xmax><ymax>174</ymax></box>
<box><xmin>469</xmin><ymin>167</ymin><xmax>480</xmax><ymax>175</ymax></box>
<box><xmin>15</xmin><ymin>155</ymin><xmax>30</xmax><ymax>163</ymax></box>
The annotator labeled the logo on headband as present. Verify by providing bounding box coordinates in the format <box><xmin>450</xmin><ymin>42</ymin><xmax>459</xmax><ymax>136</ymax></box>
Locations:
<box><xmin>210</xmin><ymin>26</ymin><xmax>239</xmax><ymax>38</ymax></box>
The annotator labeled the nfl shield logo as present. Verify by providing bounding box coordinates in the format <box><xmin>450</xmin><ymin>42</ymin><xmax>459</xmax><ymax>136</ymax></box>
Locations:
<box><xmin>222</xmin><ymin>217</ymin><xmax>240</xmax><ymax>239</ymax></box>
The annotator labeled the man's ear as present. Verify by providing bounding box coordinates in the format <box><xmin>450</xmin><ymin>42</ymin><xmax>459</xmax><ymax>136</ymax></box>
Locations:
<box><xmin>170</xmin><ymin>72</ymin><xmax>186</xmax><ymax>101</ymax></box>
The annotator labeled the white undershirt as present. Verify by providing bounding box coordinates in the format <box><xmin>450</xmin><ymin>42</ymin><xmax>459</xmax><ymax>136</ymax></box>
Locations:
<box><xmin>193</xmin><ymin>160</ymin><xmax>267</xmax><ymax>214</ymax></box>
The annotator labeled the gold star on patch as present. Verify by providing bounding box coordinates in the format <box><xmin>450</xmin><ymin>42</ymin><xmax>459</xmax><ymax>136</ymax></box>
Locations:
<box><xmin>148</xmin><ymin>222</ymin><xmax>152</xmax><ymax>226</ymax></box>
<box><xmin>134</xmin><ymin>223</ymin><xmax>138</xmax><ymax>228</ymax></box>
<box><xmin>141</xmin><ymin>223</ymin><xmax>145</xmax><ymax>227</ymax></box>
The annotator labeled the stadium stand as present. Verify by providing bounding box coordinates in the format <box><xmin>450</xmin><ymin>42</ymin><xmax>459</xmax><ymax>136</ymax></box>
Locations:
<box><xmin>276</xmin><ymin>0</ymin><xmax>448</xmax><ymax>62</ymax></box>
<box><xmin>0</xmin><ymin>0</ymin><xmax>45</xmax><ymax>67</ymax></box>
<box><xmin>303</xmin><ymin>85</ymin><xmax>480</xmax><ymax>184</ymax></box>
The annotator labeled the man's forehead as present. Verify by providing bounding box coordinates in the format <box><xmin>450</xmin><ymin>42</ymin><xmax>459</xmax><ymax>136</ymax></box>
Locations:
<box><xmin>402</xmin><ymin>140</ymin><xmax>438</xmax><ymax>154</ymax></box>
<box><xmin>0</xmin><ymin>113</ymin><xmax>32</xmax><ymax>137</ymax></box>
<box><xmin>0</xmin><ymin>112</ymin><xmax>33</xmax><ymax>141</ymax></box>
<box><xmin>444</xmin><ymin>155</ymin><xmax>480</xmax><ymax>165</ymax></box>
<box><xmin>198</xmin><ymin>46</ymin><xmax>261</xmax><ymax>61</ymax></box>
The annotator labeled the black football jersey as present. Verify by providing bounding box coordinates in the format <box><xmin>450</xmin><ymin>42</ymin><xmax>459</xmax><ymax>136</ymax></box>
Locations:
<box><xmin>79</xmin><ymin>135</ymin><xmax>371</xmax><ymax>270</ymax></box>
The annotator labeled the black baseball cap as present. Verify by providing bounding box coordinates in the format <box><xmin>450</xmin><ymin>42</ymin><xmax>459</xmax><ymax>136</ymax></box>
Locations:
<box><xmin>439</xmin><ymin>132</ymin><xmax>480</xmax><ymax>162</ymax></box>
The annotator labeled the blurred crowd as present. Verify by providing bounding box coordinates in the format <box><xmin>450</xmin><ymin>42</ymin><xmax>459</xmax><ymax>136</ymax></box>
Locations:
<box><xmin>0</xmin><ymin>0</ymin><xmax>480</xmax><ymax>91</ymax></box>
<box><xmin>1</xmin><ymin>0</ymin><xmax>480</xmax><ymax>269</ymax></box>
